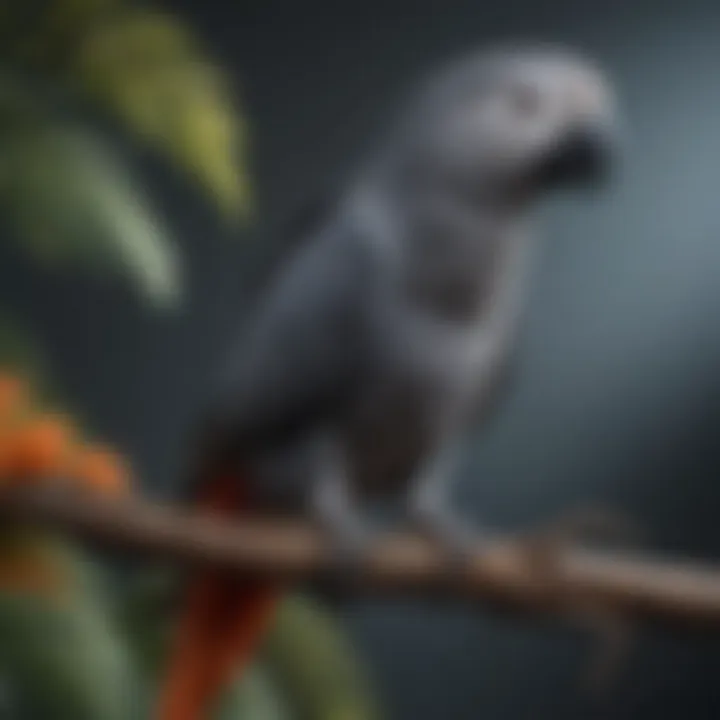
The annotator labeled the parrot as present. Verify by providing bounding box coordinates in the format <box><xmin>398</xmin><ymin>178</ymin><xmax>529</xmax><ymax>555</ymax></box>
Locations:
<box><xmin>156</xmin><ymin>43</ymin><xmax>619</xmax><ymax>720</ymax></box>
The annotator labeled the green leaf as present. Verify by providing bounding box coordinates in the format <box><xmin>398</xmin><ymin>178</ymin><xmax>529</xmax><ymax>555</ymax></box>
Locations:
<box><xmin>0</xmin><ymin>119</ymin><xmax>182</xmax><ymax>309</ymax></box>
<box><xmin>215</xmin><ymin>665</ymin><xmax>292</xmax><ymax>720</ymax></box>
<box><xmin>0</xmin><ymin>1</ymin><xmax>253</xmax><ymax>224</ymax></box>
<box><xmin>0</xmin><ymin>534</ymin><xmax>141</xmax><ymax>720</ymax></box>
<box><xmin>115</xmin><ymin>567</ymin><xmax>179</xmax><ymax>676</ymax></box>
<box><xmin>69</xmin><ymin>6</ymin><xmax>253</xmax><ymax>221</ymax></box>
<box><xmin>261</xmin><ymin>596</ymin><xmax>382</xmax><ymax>720</ymax></box>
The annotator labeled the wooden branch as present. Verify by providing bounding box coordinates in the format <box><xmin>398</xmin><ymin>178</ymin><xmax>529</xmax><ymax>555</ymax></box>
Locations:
<box><xmin>1</xmin><ymin>487</ymin><xmax>720</xmax><ymax>631</ymax></box>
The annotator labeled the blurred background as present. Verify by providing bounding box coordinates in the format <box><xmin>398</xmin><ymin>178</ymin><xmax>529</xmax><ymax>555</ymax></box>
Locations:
<box><xmin>1</xmin><ymin>0</ymin><xmax>720</xmax><ymax>718</ymax></box>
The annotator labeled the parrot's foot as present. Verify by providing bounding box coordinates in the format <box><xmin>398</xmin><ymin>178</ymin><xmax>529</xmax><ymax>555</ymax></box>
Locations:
<box><xmin>310</xmin><ymin>481</ymin><xmax>376</xmax><ymax>591</ymax></box>
<box><xmin>409</xmin><ymin>502</ymin><xmax>491</xmax><ymax>578</ymax></box>
<box><xmin>325</xmin><ymin>519</ymin><xmax>375</xmax><ymax>569</ymax></box>
<box><xmin>511</xmin><ymin>506</ymin><xmax>644</xmax><ymax>578</ymax></box>
<box><xmin>507</xmin><ymin>506</ymin><xmax>644</xmax><ymax>692</ymax></box>
<box><xmin>317</xmin><ymin>520</ymin><xmax>377</xmax><ymax>595</ymax></box>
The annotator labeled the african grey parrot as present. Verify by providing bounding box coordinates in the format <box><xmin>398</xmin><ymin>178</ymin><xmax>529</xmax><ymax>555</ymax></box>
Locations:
<box><xmin>156</xmin><ymin>44</ymin><xmax>619</xmax><ymax>720</ymax></box>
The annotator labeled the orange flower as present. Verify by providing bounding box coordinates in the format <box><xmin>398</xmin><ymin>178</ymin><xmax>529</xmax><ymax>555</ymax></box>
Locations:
<box><xmin>4</xmin><ymin>414</ymin><xmax>74</xmax><ymax>481</ymax></box>
<box><xmin>71</xmin><ymin>445</ymin><xmax>131</xmax><ymax>497</ymax></box>
<box><xmin>0</xmin><ymin>386</ymin><xmax>134</xmax><ymax>499</ymax></box>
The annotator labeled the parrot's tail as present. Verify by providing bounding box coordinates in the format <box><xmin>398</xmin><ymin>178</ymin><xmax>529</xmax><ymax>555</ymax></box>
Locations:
<box><xmin>155</xmin><ymin>472</ymin><xmax>281</xmax><ymax>720</ymax></box>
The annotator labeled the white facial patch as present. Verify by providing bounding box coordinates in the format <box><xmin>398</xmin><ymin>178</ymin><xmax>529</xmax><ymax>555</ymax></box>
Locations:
<box><xmin>564</xmin><ymin>66</ymin><xmax>615</xmax><ymax>125</ymax></box>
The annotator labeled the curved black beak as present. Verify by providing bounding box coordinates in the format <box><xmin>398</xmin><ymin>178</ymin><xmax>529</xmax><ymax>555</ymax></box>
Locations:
<box><xmin>532</xmin><ymin>123</ymin><xmax>616</xmax><ymax>190</ymax></box>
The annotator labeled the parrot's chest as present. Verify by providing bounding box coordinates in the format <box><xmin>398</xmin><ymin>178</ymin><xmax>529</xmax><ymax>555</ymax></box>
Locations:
<box><xmin>344</xmin><ymin>304</ymin><xmax>512</xmax><ymax>496</ymax></box>
<box><xmin>343</xmin><ymin>230</ymin><xmax>530</xmax><ymax>496</ymax></box>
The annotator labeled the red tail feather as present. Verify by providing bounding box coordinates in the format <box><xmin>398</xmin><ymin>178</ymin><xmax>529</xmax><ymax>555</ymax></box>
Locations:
<box><xmin>155</xmin><ymin>472</ymin><xmax>281</xmax><ymax>720</ymax></box>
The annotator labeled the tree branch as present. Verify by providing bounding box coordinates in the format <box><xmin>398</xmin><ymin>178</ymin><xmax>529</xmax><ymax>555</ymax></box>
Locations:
<box><xmin>1</xmin><ymin>487</ymin><xmax>720</xmax><ymax>630</ymax></box>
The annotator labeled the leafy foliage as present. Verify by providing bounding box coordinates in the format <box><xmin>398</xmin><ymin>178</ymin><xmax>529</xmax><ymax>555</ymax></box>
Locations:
<box><xmin>0</xmin><ymin>535</ymin><xmax>140</xmax><ymax>720</ymax></box>
<box><xmin>0</xmin><ymin>0</ymin><xmax>251</xmax><ymax>309</ymax></box>
<box><xmin>0</xmin><ymin>326</ymin><xmax>138</xmax><ymax>719</ymax></box>
<box><xmin>262</xmin><ymin>596</ymin><xmax>382</xmax><ymax>720</ymax></box>
<box><xmin>215</xmin><ymin>666</ymin><xmax>292</xmax><ymax>720</ymax></box>
<box><xmin>17</xmin><ymin>0</ymin><xmax>253</xmax><ymax>223</ymax></box>
<box><xmin>70</xmin><ymin>7</ymin><xmax>253</xmax><ymax>222</ymax></box>
<box><xmin>0</xmin><ymin>117</ymin><xmax>181</xmax><ymax>308</ymax></box>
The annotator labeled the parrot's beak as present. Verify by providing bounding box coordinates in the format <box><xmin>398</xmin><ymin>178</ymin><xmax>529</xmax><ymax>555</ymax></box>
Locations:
<box><xmin>532</xmin><ymin>122</ymin><xmax>616</xmax><ymax>191</ymax></box>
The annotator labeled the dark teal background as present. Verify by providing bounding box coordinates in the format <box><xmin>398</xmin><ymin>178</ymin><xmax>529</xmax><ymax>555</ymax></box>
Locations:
<box><xmin>5</xmin><ymin>0</ymin><xmax>720</xmax><ymax>717</ymax></box>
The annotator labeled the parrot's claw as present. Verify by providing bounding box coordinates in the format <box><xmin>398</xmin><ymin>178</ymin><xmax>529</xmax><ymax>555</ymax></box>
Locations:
<box><xmin>512</xmin><ymin>505</ymin><xmax>645</xmax><ymax>576</ymax></box>
<box><xmin>322</xmin><ymin>525</ymin><xmax>377</xmax><ymax>595</ymax></box>
<box><xmin>327</xmin><ymin>522</ymin><xmax>375</xmax><ymax>570</ymax></box>
<box><xmin>309</xmin><ymin>473</ymin><xmax>377</xmax><ymax>586</ymax></box>
<box><xmin>409</xmin><ymin>504</ymin><xmax>490</xmax><ymax>578</ymax></box>
<box><xmin>505</xmin><ymin>506</ymin><xmax>643</xmax><ymax>692</ymax></box>
<box><xmin>311</xmin><ymin>502</ymin><xmax>376</xmax><ymax>591</ymax></box>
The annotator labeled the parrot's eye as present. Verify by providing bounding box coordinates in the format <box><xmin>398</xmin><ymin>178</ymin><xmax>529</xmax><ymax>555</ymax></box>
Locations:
<box><xmin>509</xmin><ymin>83</ymin><xmax>542</xmax><ymax>117</ymax></box>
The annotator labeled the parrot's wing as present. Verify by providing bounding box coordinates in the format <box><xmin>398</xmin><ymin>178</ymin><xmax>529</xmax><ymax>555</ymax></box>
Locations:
<box><xmin>205</xmin><ymin>225</ymin><xmax>370</xmax><ymax>459</ymax></box>
<box><xmin>243</xmin><ymin>190</ymin><xmax>340</xmax><ymax>302</ymax></box>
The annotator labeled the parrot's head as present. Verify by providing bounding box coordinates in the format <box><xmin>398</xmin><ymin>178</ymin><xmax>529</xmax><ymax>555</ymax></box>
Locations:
<box><xmin>393</xmin><ymin>44</ymin><xmax>619</xmax><ymax>203</ymax></box>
